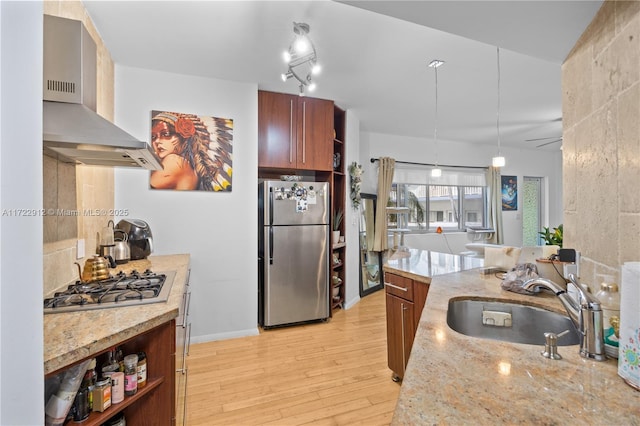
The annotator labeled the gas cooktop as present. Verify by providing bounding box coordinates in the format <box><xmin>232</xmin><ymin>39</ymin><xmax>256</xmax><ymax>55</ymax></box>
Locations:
<box><xmin>43</xmin><ymin>269</ymin><xmax>176</xmax><ymax>314</ymax></box>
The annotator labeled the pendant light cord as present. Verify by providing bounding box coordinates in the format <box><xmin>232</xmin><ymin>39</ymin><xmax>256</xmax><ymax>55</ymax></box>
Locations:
<box><xmin>496</xmin><ymin>46</ymin><xmax>501</xmax><ymax>156</ymax></box>
<box><xmin>434</xmin><ymin>65</ymin><xmax>439</xmax><ymax>166</ymax></box>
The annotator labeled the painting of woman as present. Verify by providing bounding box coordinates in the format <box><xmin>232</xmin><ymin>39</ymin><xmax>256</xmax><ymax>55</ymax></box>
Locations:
<box><xmin>150</xmin><ymin>110</ymin><xmax>233</xmax><ymax>191</ymax></box>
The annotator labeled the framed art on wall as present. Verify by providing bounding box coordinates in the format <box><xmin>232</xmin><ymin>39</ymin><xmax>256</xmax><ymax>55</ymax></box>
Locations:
<box><xmin>149</xmin><ymin>110</ymin><xmax>233</xmax><ymax>191</ymax></box>
<box><xmin>501</xmin><ymin>175</ymin><xmax>517</xmax><ymax>211</ymax></box>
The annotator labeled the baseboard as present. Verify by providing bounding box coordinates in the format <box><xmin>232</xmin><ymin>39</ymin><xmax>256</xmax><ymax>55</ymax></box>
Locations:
<box><xmin>344</xmin><ymin>295</ymin><xmax>361</xmax><ymax>310</ymax></box>
<box><xmin>190</xmin><ymin>327</ymin><xmax>259</xmax><ymax>344</ymax></box>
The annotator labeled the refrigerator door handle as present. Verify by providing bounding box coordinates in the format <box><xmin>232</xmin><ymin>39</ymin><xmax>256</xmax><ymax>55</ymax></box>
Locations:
<box><xmin>269</xmin><ymin>187</ymin><xmax>274</xmax><ymax>226</ymax></box>
<box><xmin>268</xmin><ymin>187</ymin><xmax>274</xmax><ymax>264</ymax></box>
<box><xmin>269</xmin><ymin>225</ymin><xmax>274</xmax><ymax>265</ymax></box>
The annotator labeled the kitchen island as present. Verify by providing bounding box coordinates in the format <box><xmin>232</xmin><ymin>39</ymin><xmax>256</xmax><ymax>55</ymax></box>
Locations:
<box><xmin>385</xmin><ymin>249</ymin><xmax>639</xmax><ymax>424</ymax></box>
<box><xmin>44</xmin><ymin>254</ymin><xmax>190</xmax><ymax>425</ymax></box>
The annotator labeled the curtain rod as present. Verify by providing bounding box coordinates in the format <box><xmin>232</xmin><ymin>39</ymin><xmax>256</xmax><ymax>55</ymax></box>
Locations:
<box><xmin>370</xmin><ymin>158</ymin><xmax>487</xmax><ymax>170</ymax></box>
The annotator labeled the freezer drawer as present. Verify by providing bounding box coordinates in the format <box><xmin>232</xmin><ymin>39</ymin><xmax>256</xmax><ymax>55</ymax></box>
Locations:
<box><xmin>262</xmin><ymin>224</ymin><xmax>329</xmax><ymax>327</ymax></box>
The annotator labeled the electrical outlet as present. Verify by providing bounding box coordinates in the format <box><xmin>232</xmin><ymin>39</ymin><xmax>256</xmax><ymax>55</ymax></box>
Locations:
<box><xmin>563</xmin><ymin>263</ymin><xmax>578</xmax><ymax>280</ymax></box>
<box><xmin>76</xmin><ymin>239</ymin><xmax>85</xmax><ymax>259</ymax></box>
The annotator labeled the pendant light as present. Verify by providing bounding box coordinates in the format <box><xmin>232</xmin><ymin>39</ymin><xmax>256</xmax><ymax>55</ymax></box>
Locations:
<box><xmin>429</xmin><ymin>59</ymin><xmax>444</xmax><ymax>177</ymax></box>
<box><xmin>492</xmin><ymin>46</ymin><xmax>506</xmax><ymax>168</ymax></box>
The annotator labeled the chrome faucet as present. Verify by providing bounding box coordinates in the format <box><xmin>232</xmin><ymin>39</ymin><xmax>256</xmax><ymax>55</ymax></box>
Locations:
<box><xmin>522</xmin><ymin>273</ymin><xmax>606</xmax><ymax>361</ymax></box>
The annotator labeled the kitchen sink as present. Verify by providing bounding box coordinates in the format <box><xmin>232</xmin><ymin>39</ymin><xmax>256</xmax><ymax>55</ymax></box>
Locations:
<box><xmin>446</xmin><ymin>297</ymin><xmax>580</xmax><ymax>346</ymax></box>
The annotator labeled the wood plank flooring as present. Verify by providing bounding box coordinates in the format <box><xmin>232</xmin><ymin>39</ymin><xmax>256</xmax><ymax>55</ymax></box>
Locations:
<box><xmin>186</xmin><ymin>289</ymin><xmax>400</xmax><ymax>425</ymax></box>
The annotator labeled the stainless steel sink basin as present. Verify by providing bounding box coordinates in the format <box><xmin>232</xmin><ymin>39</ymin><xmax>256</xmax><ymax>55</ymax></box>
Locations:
<box><xmin>447</xmin><ymin>298</ymin><xmax>580</xmax><ymax>346</ymax></box>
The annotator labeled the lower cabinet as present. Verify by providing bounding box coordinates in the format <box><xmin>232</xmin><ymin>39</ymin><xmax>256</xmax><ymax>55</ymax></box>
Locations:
<box><xmin>384</xmin><ymin>271</ymin><xmax>430</xmax><ymax>381</ymax></box>
<box><xmin>176</xmin><ymin>269</ymin><xmax>192</xmax><ymax>425</ymax></box>
<box><xmin>45</xmin><ymin>320</ymin><xmax>176</xmax><ymax>426</ymax></box>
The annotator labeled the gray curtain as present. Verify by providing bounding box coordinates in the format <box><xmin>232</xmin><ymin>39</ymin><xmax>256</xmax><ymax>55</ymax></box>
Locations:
<box><xmin>486</xmin><ymin>166</ymin><xmax>504</xmax><ymax>244</ymax></box>
<box><xmin>373</xmin><ymin>157</ymin><xmax>395</xmax><ymax>252</ymax></box>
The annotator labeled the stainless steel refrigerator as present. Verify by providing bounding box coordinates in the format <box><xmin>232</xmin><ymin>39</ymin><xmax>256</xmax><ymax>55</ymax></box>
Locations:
<box><xmin>258</xmin><ymin>180</ymin><xmax>330</xmax><ymax>328</ymax></box>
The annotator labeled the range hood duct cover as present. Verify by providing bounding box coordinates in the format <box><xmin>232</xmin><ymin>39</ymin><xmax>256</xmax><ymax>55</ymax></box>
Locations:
<box><xmin>43</xmin><ymin>15</ymin><xmax>161</xmax><ymax>170</ymax></box>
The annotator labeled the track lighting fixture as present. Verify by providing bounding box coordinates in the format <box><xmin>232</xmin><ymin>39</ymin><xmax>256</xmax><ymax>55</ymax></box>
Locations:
<box><xmin>281</xmin><ymin>22</ymin><xmax>320</xmax><ymax>96</ymax></box>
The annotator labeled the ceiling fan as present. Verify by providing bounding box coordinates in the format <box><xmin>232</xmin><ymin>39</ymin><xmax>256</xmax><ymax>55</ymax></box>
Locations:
<box><xmin>524</xmin><ymin>116</ymin><xmax>563</xmax><ymax>148</ymax></box>
<box><xmin>525</xmin><ymin>136</ymin><xmax>563</xmax><ymax>148</ymax></box>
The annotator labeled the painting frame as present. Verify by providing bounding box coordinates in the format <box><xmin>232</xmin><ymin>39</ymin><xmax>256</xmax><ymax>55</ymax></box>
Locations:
<box><xmin>501</xmin><ymin>175</ymin><xmax>517</xmax><ymax>211</ymax></box>
<box><xmin>149</xmin><ymin>110</ymin><xmax>233</xmax><ymax>192</ymax></box>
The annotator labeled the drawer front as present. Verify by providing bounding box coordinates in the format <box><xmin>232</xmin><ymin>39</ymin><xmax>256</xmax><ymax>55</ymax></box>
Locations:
<box><xmin>384</xmin><ymin>272</ymin><xmax>414</xmax><ymax>302</ymax></box>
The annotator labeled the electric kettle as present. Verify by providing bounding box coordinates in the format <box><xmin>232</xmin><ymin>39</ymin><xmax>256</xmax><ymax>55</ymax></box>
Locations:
<box><xmin>113</xmin><ymin>229</ymin><xmax>130</xmax><ymax>264</ymax></box>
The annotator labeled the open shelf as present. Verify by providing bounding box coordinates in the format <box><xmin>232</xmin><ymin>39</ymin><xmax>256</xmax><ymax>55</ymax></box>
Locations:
<box><xmin>72</xmin><ymin>376</ymin><xmax>165</xmax><ymax>426</ymax></box>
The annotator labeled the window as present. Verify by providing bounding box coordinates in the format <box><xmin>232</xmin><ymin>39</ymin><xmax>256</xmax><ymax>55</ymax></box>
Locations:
<box><xmin>388</xmin><ymin>163</ymin><xmax>488</xmax><ymax>233</ymax></box>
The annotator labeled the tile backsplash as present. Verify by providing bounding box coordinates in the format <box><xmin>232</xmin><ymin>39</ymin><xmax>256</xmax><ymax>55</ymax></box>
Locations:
<box><xmin>562</xmin><ymin>0</ymin><xmax>640</xmax><ymax>289</ymax></box>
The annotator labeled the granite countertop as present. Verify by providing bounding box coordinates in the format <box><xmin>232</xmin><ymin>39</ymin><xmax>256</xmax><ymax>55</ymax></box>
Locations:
<box><xmin>384</xmin><ymin>249</ymin><xmax>484</xmax><ymax>283</ymax></box>
<box><xmin>386</xmin><ymin>250</ymin><xmax>640</xmax><ymax>425</ymax></box>
<box><xmin>44</xmin><ymin>254</ymin><xmax>190</xmax><ymax>376</ymax></box>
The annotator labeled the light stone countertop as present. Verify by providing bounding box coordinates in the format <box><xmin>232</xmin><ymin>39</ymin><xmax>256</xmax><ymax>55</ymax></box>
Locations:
<box><xmin>44</xmin><ymin>254</ymin><xmax>190</xmax><ymax>376</ymax></box>
<box><xmin>386</xmin><ymin>250</ymin><xmax>640</xmax><ymax>425</ymax></box>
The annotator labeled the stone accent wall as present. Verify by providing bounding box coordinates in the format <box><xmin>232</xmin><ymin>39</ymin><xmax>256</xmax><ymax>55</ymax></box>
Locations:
<box><xmin>43</xmin><ymin>1</ymin><xmax>115</xmax><ymax>295</ymax></box>
<box><xmin>562</xmin><ymin>0</ymin><xmax>640</xmax><ymax>290</ymax></box>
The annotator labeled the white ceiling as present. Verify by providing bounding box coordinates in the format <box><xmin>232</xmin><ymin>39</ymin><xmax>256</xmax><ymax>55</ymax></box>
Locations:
<box><xmin>82</xmin><ymin>0</ymin><xmax>603</xmax><ymax>151</ymax></box>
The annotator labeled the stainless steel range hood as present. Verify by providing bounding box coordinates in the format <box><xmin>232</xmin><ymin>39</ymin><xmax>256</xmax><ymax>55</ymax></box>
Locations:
<box><xmin>43</xmin><ymin>15</ymin><xmax>161</xmax><ymax>170</ymax></box>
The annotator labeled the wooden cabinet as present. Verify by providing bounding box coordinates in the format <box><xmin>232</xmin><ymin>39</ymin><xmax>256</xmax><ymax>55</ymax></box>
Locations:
<box><xmin>384</xmin><ymin>272</ymin><xmax>430</xmax><ymax>381</ymax></box>
<box><xmin>258</xmin><ymin>91</ymin><xmax>346</xmax><ymax>314</ymax></box>
<box><xmin>45</xmin><ymin>320</ymin><xmax>176</xmax><ymax>426</ymax></box>
<box><xmin>258</xmin><ymin>90</ymin><xmax>334</xmax><ymax>171</ymax></box>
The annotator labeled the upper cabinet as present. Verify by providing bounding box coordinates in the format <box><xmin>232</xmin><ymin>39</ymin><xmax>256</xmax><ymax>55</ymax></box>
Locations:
<box><xmin>258</xmin><ymin>90</ymin><xmax>334</xmax><ymax>171</ymax></box>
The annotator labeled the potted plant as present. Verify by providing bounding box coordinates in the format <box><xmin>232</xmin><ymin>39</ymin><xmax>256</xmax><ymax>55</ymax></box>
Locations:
<box><xmin>332</xmin><ymin>208</ymin><xmax>343</xmax><ymax>243</ymax></box>
<box><xmin>539</xmin><ymin>224</ymin><xmax>563</xmax><ymax>247</ymax></box>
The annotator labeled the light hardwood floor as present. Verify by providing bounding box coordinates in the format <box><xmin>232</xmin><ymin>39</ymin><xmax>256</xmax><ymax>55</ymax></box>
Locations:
<box><xmin>186</xmin><ymin>289</ymin><xmax>400</xmax><ymax>425</ymax></box>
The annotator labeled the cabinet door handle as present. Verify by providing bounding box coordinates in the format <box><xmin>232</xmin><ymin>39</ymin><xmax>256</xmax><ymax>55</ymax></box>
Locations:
<box><xmin>289</xmin><ymin>99</ymin><xmax>294</xmax><ymax>164</ymax></box>
<box><xmin>401</xmin><ymin>302</ymin><xmax>407</xmax><ymax>375</ymax></box>
<box><xmin>302</xmin><ymin>101</ymin><xmax>306</xmax><ymax>164</ymax></box>
<box><xmin>384</xmin><ymin>282</ymin><xmax>408</xmax><ymax>292</ymax></box>
<box><xmin>186</xmin><ymin>322</ymin><xmax>192</xmax><ymax>356</ymax></box>
<box><xmin>182</xmin><ymin>366</ymin><xmax>189</xmax><ymax>426</ymax></box>
<box><xmin>183</xmin><ymin>291</ymin><xmax>191</xmax><ymax>327</ymax></box>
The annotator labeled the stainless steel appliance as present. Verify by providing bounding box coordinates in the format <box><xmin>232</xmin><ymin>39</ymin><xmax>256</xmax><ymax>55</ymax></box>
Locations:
<box><xmin>116</xmin><ymin>219</ymin><xmax>154</xmax><ymax>260</ymax></box>
<box><xmin>258</xmin><ymin>180</ymin><xmax>330</xmax><ymax>328</ymax></box>
<box><xmin>44</xmin><ymin>270</ymin><xmax>175</xmax><ymax>314</ymax></box>
<box><xmin>42</xmin><ymin>14</ymin><xmax>161</xmax><ymax>170</ymax></box>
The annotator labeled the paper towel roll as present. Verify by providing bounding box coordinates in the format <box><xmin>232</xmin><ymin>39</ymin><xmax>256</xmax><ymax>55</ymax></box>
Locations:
<box><xmin>618</xmin><ymin>262</ymin><xmax>640</xmax><ymax>390</ymax></box>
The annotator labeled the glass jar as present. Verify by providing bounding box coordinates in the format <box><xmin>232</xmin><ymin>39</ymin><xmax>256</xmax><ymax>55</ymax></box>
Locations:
<box><xmin>105</xmin><ymin>412</ymin><xmax>126</xmax><ymax>426</ymax></box>
<box><xmin>136</xmin><ymin>351</ymin><xmax>147</xmax><ymax>389</ymax></box>
<box><xmin>595</xmin><ymin>275</ymin><xmax>620</xmax><ymax>348</ymax></box>
<box><xmin>91</xmin><ymin>378</ymin><xmax>111</xmax><ymax>412</ymax></box>
<box><xmin>123</xmin><ymin>354</ymin><xmax>138</xmax><ymax>396</ymax></box>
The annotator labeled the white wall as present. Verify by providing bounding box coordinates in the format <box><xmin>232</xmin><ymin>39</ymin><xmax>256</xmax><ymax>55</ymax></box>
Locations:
<box><xmin>0</xmin><ymin>2</ymin><xmax>44</xmax><ymax>424</ymax></box>
<box><xmin>359</xmin><ymin>131</ymin><xmax>563</xmax><ymax>248</ymax></box>
<box><xmin>343</xmin><ymin>110</ymin><xmax>361</xmax><ymax>308</ymax></box>
<box><xmin>114</xmin><ymin>65</ymin><xmax>258</xmax><ymax>342</ymax></box>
